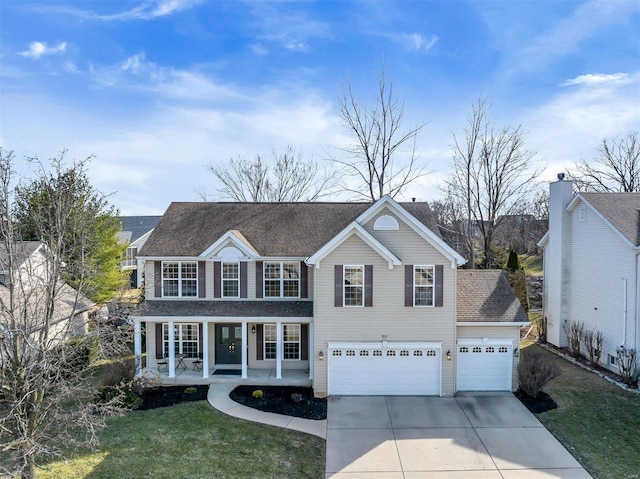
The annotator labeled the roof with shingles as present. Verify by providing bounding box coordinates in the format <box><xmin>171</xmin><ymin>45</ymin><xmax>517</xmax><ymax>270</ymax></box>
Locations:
<box><xmin>117</xmin><ymin>216</ymin><xmax>162</xmax><ymax>244</ymax></box>
<box><xmin>578</xmin><ymin>192</ymin><xmax>640</xmax><ymax>247</ymax></box>
<box><xmin>456</xmin><ymin>270</ymin><xmax>528</xmax><ymax>323</ymax></box>
<box><xmin>137</xmin><ymin>300</ymin><xmax>313</xmax><ymax>318</ymax></box>
<box><xmin>138</xmin><ymin>202</ymin><xmax>441</xmax><ymax>257</ymax></box>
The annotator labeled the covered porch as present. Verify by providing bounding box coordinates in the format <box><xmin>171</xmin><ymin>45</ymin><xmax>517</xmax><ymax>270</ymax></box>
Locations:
<box><xmin>132</xmin><ymin>300</ymin><xmax>314</xmax><ymax>385</ymax></box>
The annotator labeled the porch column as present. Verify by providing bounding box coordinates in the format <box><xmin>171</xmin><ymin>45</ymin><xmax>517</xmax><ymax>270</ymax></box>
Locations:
<box><xmin>308</xmin><ymin>323</ymin><xmax>313</xmax><ymax>380</ymax></box>
<box><xmin>276</xmin><ymin>321</ymin><xmax>282</xmax><ymax>379</ymax></box>
<box><xmin>202</xmin><ymin>321</ymin><xmax>209</xmax><ymax>379</ymax></box>
<box><xmin>168</xmin><ymin>320</ymin><xmax>176</xmax><ymax>378</ymax></box>
<box><xmin>134</xmin><ymin>321</ymin><xmax>142</xmax><ymax>377</ymax></box>
<box><xmin>241</xmin><ymin>322</ymin><xmax>248</xmax><ymax>378</ymax></box>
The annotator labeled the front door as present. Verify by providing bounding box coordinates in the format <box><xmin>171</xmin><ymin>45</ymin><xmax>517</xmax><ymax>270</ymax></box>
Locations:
<box><xmin>215</xmin><ymin>323</ymin><xmax>242</xmax><ymax>365</ymax></box>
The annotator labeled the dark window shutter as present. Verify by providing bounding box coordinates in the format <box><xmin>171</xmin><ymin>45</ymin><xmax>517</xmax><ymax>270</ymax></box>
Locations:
<box><xmin>155</xmin><ymin>323</ymin><xmax>163</xmax><ymax>357</ymax></box>
<box><xmin>240</xmin><ymin>262</ymin><xmax>248</xmax><ymax>298</ymax></box>
<box><xmin>154</xmin><ymin>262</ymin><xmax>162</xmax><ymax>298</ymax></box>
<box><xmin>300</xmin><ymin>262</ymin><xmax>308</xmax><ymax>299</ymax></box>
<box><xmin>213</xmin><ymin>262</ymin><xmax>221</xmax><ymax>298</ymax></box>
<box><xmin>256</xmin><ymin>261</ymin><xmax>263</xmax><ymax>298</ymax></box>
<box><xmin>301</xmin><ymin>324</ymin><xmax>309</xmax><ymax>360</ymax></box>
<box><xmin>256</xmin><ymin>324</ymin><xmax>264</xmax><ymax>360</ymax></box>
<box><xmin>334</xmin><ymin>265</ymin><xmax>343</xmax><ymax>307</ymax></box>
<box><xmin>198</xmin><ymin>323</ymin><xmax>203</xmax><ymax>351</ymax></box>
<box><xmin>364</xmin><ymin>265</ymin><xmax>373</xmax><ymax>307</ymax></box>
<box><xmin>405</xmin><ymin>264</ymin><xmax>414</xmax><ymax>307</ymax></box>
<box><xmin>198</xmin><ymin>261</ymin><xmax>206</xmax><ymax>298</ymax></box>
<box><xmin>435</xmin><ymin>264</ymin><xmax>444</xmax><ymax>307</ymax></box>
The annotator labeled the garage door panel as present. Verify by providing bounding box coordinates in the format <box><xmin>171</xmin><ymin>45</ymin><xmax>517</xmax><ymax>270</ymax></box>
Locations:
<box><xmin>457</xmin><ymin>343</ymin><xmax>512</xmax><ymax>391</ymax></box>
<box><xmin>328</xmin><ymin>344</ymin><xmax>441</xmax><ymax>396</ymax></box>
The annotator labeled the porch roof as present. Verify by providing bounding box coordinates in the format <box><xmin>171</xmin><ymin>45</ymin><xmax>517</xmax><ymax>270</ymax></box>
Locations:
<box><xmin>135</xmin><ymin>300</ymin><xmax>313</xmax><ymax>318</ymax></box>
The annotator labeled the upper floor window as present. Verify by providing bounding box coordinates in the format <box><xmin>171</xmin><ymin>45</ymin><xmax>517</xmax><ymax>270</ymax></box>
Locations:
<box><xmin>222</xmin><ymin>262</ymin><xmax>239</xmax><ymax>297</ymax></box>
<box><xmin>264</xmin><ymin>261</ymin><xmax>300</xmax><ymax>298</ymax></box>
<box><xmin>122</xmin><ymin>246</ymin><xmax>137</xmax><ymax>268</ymax></box>
<box><xmin>414</xmin><ymin>265</ymin><xmax>434</xmax><ymax>306</ymax></box>
<box><xmin>163</xmin><ymin>261</ymin><xmax>197</xmax><ymax>297</ymax></box>
<box><xmin>344</xmin><ymin>265</ymin><xmax>364</xmax><ymax>306</ymax></box>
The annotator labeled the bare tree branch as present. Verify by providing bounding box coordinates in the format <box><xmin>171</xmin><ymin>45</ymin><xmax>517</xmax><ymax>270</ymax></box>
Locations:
<box><xmin>333</xmin><ymin>67</ymin><xmax>428</xmax><ymax>201</ymax></box>
<box><xmin>571</xmin><ymin>131</ymin><xmax>640</xmax><ymax>192</ymax></box>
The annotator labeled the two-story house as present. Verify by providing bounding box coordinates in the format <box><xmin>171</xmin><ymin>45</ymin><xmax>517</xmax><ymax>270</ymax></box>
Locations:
<box><xmin>118</xmin><ymin>216</ymin><xmax>162</xmax><ymax>288</ymax></box>
<box><xmin>131</xmin><ymin>196</ymin><xmax>528</xmax><ymax>397</ymax></box>
<box><xmin>539</xmin><ymin>175</ymin><xmax>640</xmax><ymax>374</ymax></box>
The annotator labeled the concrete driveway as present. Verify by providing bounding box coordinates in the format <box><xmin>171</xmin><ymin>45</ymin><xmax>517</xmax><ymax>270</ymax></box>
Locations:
<box><xmin>326</xmin><ymin>393</ymin><xmax>593</xmax><ymax>479</ymax></box>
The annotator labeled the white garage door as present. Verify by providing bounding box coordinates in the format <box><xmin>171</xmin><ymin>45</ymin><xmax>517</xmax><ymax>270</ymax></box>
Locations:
<box><xmin>456</xmin><ymin>340</ymin><xmax>513</xmax><ymax>391</ymax></box>
<box><xmin>327</xmin><ymin>341</ymin><xmax>441</xmax><ymax>396</ymax></box>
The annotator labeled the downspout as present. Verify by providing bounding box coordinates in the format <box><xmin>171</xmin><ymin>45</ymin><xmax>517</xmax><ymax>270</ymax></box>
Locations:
<box><xmin>636</xmin><ymin>253</ymin><xmax>640</xmax><ymax>354</ymax></box>
<box><xmin>622</xmin><ymin>277</ymin><xmax>627</xmax><ymax>347</ymax></box>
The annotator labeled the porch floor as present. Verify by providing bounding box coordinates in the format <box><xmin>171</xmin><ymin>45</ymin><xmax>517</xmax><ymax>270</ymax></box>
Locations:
<box><xmin>149</xmin><ymin>367</ymin><xmax>312</xmax><ymax>387</ymax></box>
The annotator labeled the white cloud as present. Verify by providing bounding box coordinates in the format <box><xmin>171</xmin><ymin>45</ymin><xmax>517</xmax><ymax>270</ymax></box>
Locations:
<box><xmin>393</xmin><ymin>33</ymin><xmax>439</xmax><ymax>52</ymax></box>
<box><xmin>562</xmin><ymin>73</ymin><xmax>632</xmax><ymax>87</ymax></box>
<box><xmin>65</xmin><ymin>0</ymin><xmax>203</xmax><ymax>21</ymax></box>
<box><xmin>20</xmin><ymin>41</ymin><xmax>67</xmax><ymax>59</ymax></box>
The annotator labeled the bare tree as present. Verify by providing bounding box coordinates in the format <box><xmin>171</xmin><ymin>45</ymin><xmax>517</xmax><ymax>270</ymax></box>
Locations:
<box><xmin>0</xmin><ymin>148</ymin><xmax>131</xmax><ymax>479</ymax></box>
<box><xmin>334</xmin><ymin>68</ymin><xmax>427</xmax><ymax>201</ymax></box>
<box><xmin>208</xmin><ymin>146</ymin><xmax>334</xmax><ymax>202</ymax></box>
<box><xmin>447</xmin><ymin>97</ymin><xmax>541</xmax><ymax>268</ymax></box>
<box><xmin>572</xmin><ymin>131</ymin><xmax>640</xmax><ymax>192</ymax></box>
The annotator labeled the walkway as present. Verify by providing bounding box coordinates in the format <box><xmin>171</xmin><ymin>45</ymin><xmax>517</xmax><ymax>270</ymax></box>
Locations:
<box><xmin>207</xmin><ymin>383</ymin><xmax>327</xmax><ymax>439</ymax></box>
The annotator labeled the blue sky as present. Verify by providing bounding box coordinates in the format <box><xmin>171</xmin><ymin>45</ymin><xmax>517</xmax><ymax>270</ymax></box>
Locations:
<box><xmin>1</xmin><ymin>0</ymin><xmax>638</xmax><ymax>215</ymax></box>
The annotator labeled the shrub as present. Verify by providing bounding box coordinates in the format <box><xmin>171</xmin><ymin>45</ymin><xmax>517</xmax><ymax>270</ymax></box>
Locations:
<box><xmin>519</xmin><ymin>349</ymin><xmax>560</xmax><ymax>398</ymax></box>
<box><xmin>582</xmin><ymin>329</ymin><xmax>603</xmax><ymax>366</ymax></box>
<box><xmin>252</xmin><ymin>389</ymin><xmax>264</xmax><ymax>399</ymax></box>
<box><xmin>506</xmin><ymin>249</ymin><xmax>522</xmax><ymax>271</ymax></box>
<box><xmin>290</xmin><ymin>393</ymin><xmax>304</xmax><ymax>404</ymax></box>
<box><xmin>563</xmin><ymin>320</ymin><xmax>583</xmax><ymax>358</ymax></box>
<box><xmin>616</xmin><ymin>346</ymin><xmax>638</xmax><ymax>386</ymax></box>
<box><xmin>96</xmin><ymin>380</ymin><xmax>142</xmax><ymax>410</ymax></box>
<box><xmin>184</xmin><ymin>387</ymin><xmax>197</xmax><ymax>395</ymax></box>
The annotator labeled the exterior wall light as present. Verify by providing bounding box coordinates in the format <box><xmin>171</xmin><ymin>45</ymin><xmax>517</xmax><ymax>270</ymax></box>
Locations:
<box><xmin>251</xmin><ymin>325</ymin><xmax>256</xmax><ymax>334</ymax></box>
<box><xmin>318</xmin><ymin>350</ymin><xmax>324</xmax><ymax>360</ymax></box>
<box><xmin>446</xmin><ymin>350</ymin><xmax>451</xmax><ymax>361</ymax></box>
<box><xmin>514</xmin><ymin>348</ymin><xmax>519</xmax><ymax>358</ymax></box>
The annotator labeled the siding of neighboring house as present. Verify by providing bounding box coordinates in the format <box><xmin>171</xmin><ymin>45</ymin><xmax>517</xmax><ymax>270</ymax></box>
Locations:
<box><xmin>567</xmin><ymin>200</ymin><xmax>637</xmax><ymax>371</ymax></box>
<box><xmin>456</xmin><ymin>325</ymin><xmax>521</xmax><ymax>391</ymax></box>
<box><xmin>313</xmin><ymin>221</ymin><xmax>457</xmax><ymax>396</ymax></box>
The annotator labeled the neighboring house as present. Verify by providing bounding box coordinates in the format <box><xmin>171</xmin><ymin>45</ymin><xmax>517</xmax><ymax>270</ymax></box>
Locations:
<box><xmin>539</xmin><ymin>175</ymin><xmax>640</xmax><ymax>374</ymax></box>
<box><xmin>117</xmin><ymin>216</ymin><xmax>162</xmax><ymax>288</ymax></box>
<box><xmin>131</xmin><ymin>196</ymin><xmax>528</xmax><ymax>397</ymax></box>
<box><xmin>0</xmin><ymin>241</ymin><xmax>93</xmax><ymax>347</ymax></box>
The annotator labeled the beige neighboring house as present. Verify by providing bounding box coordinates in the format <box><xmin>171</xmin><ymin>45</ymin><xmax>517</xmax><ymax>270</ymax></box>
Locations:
<box><xmin>132</xmin><ymin>196</ymin><xmax>528</xmax><ymax>397</ymax></box>
<box><xmin>0</xmin><ymin>242</ymin><xmax>93</xmax><ymax>346</ymax></box>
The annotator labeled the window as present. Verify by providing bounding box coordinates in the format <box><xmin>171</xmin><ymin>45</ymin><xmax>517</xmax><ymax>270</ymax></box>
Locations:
<box><xmin>222</xmin><ymin>262</ymin><xmax>239</xmax><ymax>298</ymax></box>
<box><xmin>344</xmin><ymin>265</ymin><xmax>364</xmax><ymax>306</ymax></box>
<box><xmin>414</xmin><ymin>265</ymin><xmax>434</xmax><ymax>306</ymax></box>
<box><xmin>162</xmin><ymin>261</ymin><xmax>197</xmax><ymax>297</ymax></box>
<box><xmin>162</xmin><ymin>323</ymin><xmax>199</xmax><ymax>358</ymax></box>
<box><xmin>608</xmin><ymin>354</ymin><xmax>617</xmax><ymax>366</ymax></box>
<box><xmin>283</xmin><ymin>324</ymin><xmax>300</xmax><ymax>360</ymax></box>
<box><xmin>264</xmin><ymin>324</ymin><xmax>277</xmax><ymax>360</ymax></box>
<box><xmin>498</xmin><ymin>346</ymin><xmax>509</xmax><ymax>353</ymax></box>
<box><xmin>264</xmin><ymin>262</ymin><xmax>300</xmax><ymax>298</ymax></box>
<box><xmin>122</xmin><ymin>246</ymin><xmax>137</xmax><ymax>268</ymax></box>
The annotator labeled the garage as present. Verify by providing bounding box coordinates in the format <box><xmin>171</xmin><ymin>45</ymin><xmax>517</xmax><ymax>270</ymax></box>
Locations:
<box><xmin>327</xmin><ymin>341</ymin><xmax>442</xmax><ymax>396</ymax></box>
<box><xmin>456</xmin><ymin>339</ymin><xmax>513</xmax><ymax>391</ymax></box>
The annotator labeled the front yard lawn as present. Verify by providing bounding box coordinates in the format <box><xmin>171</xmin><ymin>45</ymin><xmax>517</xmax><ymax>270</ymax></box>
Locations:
<box><xmin>36</xmin><ymin>400</ymin><xmax>325</xmax><ymax>479</ymax></box>
<box><xmin>522</xmin><ymin>343</ymin><xmax>640</xmax><ymax>479</ymax></box>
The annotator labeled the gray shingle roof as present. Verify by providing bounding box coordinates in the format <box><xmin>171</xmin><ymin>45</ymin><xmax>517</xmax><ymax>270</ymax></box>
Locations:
<box><xmin>580</xmin><ymin>192</ymin><xmax>640</xmax><ymax>246</ymax></box>
<box><xmin>137</xmin><ymin>300</ymin><xmax>313</xmax><ymax>318</ymax></box>
<box><xmin>138</xmin><ymin>202</ymin><xmax>441</xmax><ymax>257</ymax></box>
<box><xmin>457</xmin><ymin>270</ymin><xmax>528</xmax><ymax>323</ymax></box>
<box><xmin>118</xmin><ymin>216</ymin><xmax>162</xmax><ymax>243</ymax></box>
<box><xmin>0</xmin><ymin>241</ymin><xmax>42</xmax><ymax>269</ymax></box>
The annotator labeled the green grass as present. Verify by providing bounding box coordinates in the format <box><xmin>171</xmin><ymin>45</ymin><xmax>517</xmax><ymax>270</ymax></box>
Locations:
<box><xmin>522</xmin><ymin>343</ymin><xmax>640</xmax><ymax>479</ymax></box>
<box><xmin>36</xmin><ymin>401</ymin><xmax>325</xmax><ymax>479</ymax></box>
<box><xmin>519</xmin><ymin>254</ymin><xmax>543</xmax><ymax>276</ymax></box>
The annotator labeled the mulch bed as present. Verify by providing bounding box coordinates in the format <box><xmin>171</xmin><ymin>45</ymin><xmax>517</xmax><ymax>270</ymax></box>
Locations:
<box><xmin>139</xmin><ymin>385</ymin><xmax>209</xmax><ymax>410</ymax></box>
<box><xmin>514</xmin><ymin>389</ymin><xmax>558</xmax><ymax>414</ymax></box>
<box><xmin>230</xmin><ymin>386</ymin><xmax>327</xmax><ymax>420</ymax></box>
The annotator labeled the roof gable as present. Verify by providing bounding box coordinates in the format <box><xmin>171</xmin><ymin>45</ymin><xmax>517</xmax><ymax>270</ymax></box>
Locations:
<box><xmin>200</xmin><ymin>230</ymin><xmax>259</xmax><ymax>259</ymax></box>
<box><xmin>568</xmin><ymin>192</ymin><xmax>640</xmax><ymax>247</ymax></box>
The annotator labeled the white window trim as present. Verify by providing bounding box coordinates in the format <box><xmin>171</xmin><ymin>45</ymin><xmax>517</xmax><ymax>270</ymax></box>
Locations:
<box><xmin>221</xmin><ymin>261</ymin><xmax>240</xmax><ymax>298</ymax></box>
<box><xmin>414</xmin><ymin>265</ymin><xmax>435</xmax><ymax>307</ymax></box>
<box><xmin>263</xmin><ymin>324</ymin><xmax>277</xmax><ymax>360</ymax></box>
<box><xmin>162</xmin><ymin>261</ymin><xmax>198</xmax><ymax>298</ymax></box>
<box><xmin>263</xmin><ymin>261</ymin><xmax>300</xmax><ymax>298</ymax></box>
<box><xmin>283</xmin><ymin>323</ymin><xmax>301</xmax><ymax>361</ymax></box>
<box><xmin>162</xmin><ymin>323</ymin><xmax>199</xmax><ymax>357</ymax></box>
<box><xmin>344</xmin><ymin>265</ymin><xmax>364</xmax><ymax>307</ymax></box>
